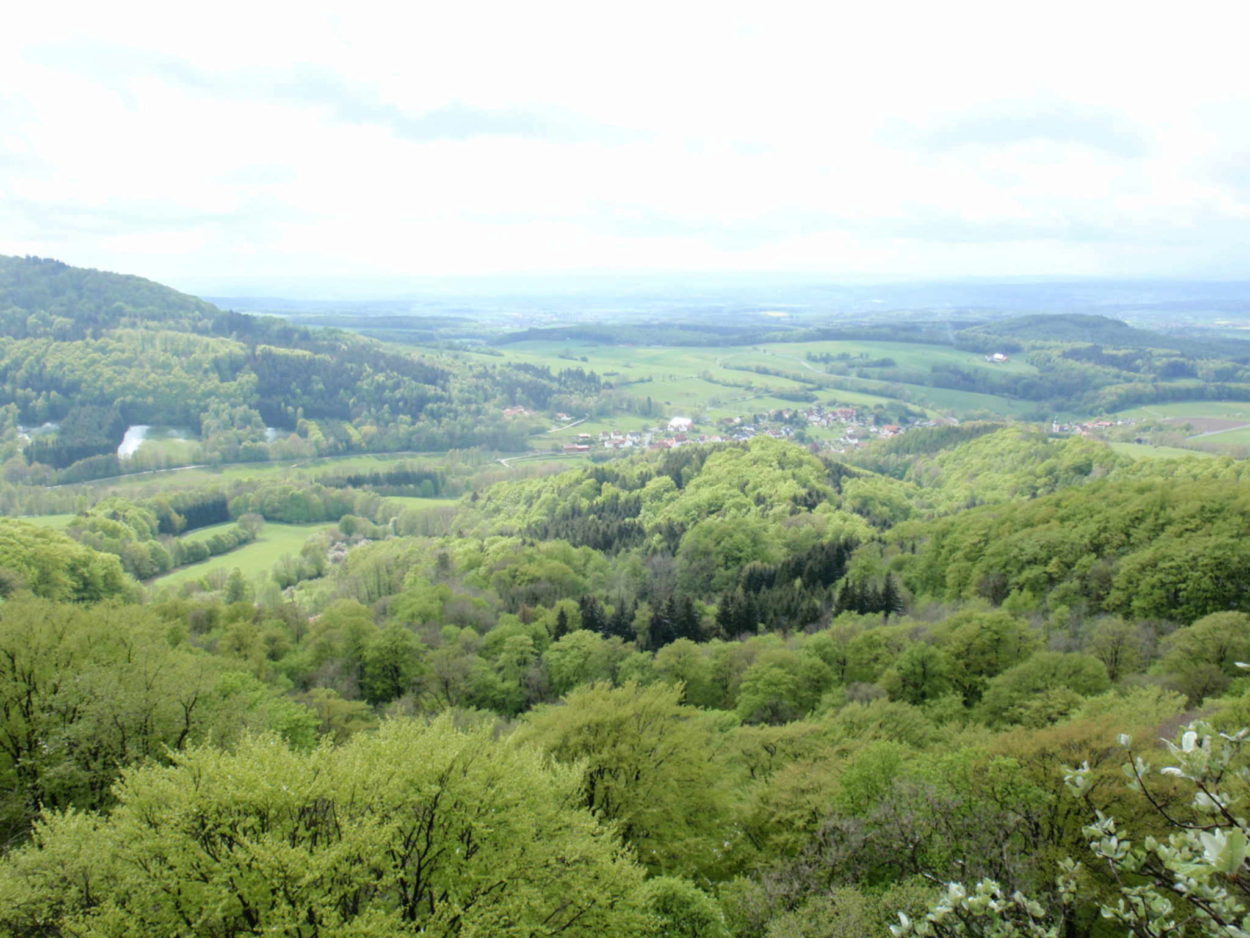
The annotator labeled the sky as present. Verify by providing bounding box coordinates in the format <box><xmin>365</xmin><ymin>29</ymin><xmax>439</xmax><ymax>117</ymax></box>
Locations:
<box><xmin>2</xmin><ymin>0</ymin><xmax>1249</xmax><ymax>294</ymax></box>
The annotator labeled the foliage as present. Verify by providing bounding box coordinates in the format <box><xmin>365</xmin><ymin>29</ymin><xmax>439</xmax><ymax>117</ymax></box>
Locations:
<box><xmin>519</xmin><ymin>682</ymin><xmax>737</xmax><ymax>877</ymax></box>
<box><xmin>0</xmin><ymin>717</ymin><xmax>647</xmax><ymax>936</ymax></box>
<box><xmin>0</xmin><ymin>518</ymin><xmax>134</xmax><ymax>601</ymax></box>
<box><xmin>0</xmin><ymin>597</ymin><xmax>312</xmax><ymax>843</ymax></box>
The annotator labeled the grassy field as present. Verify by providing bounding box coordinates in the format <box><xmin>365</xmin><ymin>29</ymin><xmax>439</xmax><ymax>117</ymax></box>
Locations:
<box><xmin>1112</xmin><ymin>401</ymin><xmax>1250</xmax><ymax>453</ymax></box>
<box><xmin>1115</xmin><ymin>401</ymin><xmax>1250</xmax><ymax>422</ymax></box>
<box><xmin>1108</xmin><ymin>442</ymin><xmax>1219</xmax><ymax>460</ymax></box>
<box><xmin>15</xmin><ymin>513</ymin><xmax>75</xmax><ymax>529</ymax></box>
<box><xmin>753</xmin><ymin>340</ymin><xmax>1040</xmax><ymax>376</ymax></box>
<box><xmin>1191</xmin><ymin>426</ymin><xmax>1250</xmax><ymax>447</ymax></box>
<box><xmin>500</xmin><ymin>338</ymin><xmax>1035</xmax><ymax>423</ymax></box>
<box><xmin>150</xmin><ymin>522</ymin><xmax>336</xmax><ymax>588</ymax></box>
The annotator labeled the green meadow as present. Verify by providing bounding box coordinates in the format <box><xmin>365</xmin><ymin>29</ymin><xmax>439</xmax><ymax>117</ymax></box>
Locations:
<box><xmin>149</xmin><ymin>522</ymin><xmax>336</xmax><ymax>589</ymax></box>
<box><xmin>499</xmin><ymin>338</ymin><xmax>1037</xmax><ymax>423</ymax></box>
<box><xmin>1108</xmin><ymin>442</ymin><xmax>1219</xmax><ymax>460</ymax></box>
<box><xmin>15</xmin><ymin>513</ymin><xmax>75</xmax><ymax>529</ymax></box>
<box><xmin>1112</xmin><ymin>400</ymin><xmax>1250</xmax><ymax>453</ymax></box>
<box><xmin>1115</xmin><ymin>400</ymin><xmax>1250</xmax><ymax>421</ymax></box>
<box><xmin>1191</xmin><ymin>426</ymin><xmax>1250</xmax><ymax>448</ymax></box>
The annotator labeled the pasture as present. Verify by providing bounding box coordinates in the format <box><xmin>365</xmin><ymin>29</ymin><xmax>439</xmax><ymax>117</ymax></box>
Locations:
<box><xmin>1113</xmin><ymin>400</ymin><xmax>1250</xmax><ymax>452</ymax></box>
<box><xmin>1114</xmin><ymin>401</ymin><xmax>1250</xmax><ymax>422</ymax></box>
<box><xmin>1108</xmin><ymin>442</ymin><xmax>1218</xmax><ymax>461</ymax></box>
<box><xmin>499</xmin><ymin>338</ymin><xmax>1036</xmax><ymax>423</ymax></box>
<box><xmin>15</xmin><ymin>513</ymin><xmax>75</xmax><ymax>529</ymax></box>
<box><xmin>149</xmin><ymin>522</ymin><xmax>336</xmax><ymax>589</ymax></box>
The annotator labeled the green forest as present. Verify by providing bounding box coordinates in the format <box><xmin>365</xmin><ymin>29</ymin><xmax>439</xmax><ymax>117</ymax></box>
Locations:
<box><xmin>4</xmin><ymin>257</ymin><xmax>1250</xmax><ymax>935</ymax></box>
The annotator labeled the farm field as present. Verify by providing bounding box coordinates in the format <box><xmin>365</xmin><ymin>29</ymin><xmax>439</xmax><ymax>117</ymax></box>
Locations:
<box><xmin>1114</xmin><ymin>401</ymin><xmax>1250</xmax><ymax>422</ymax></box>
<box><xmin>148</xmin><ymin>522</ymin><xmax>336</xmax><ymax>589</ymax></box>
<box><xmin>544</xmin><ymin>415</ymin><xmax>658</xmax><ymax>439</ymax></box>
<box><xmin>498</xmin><ymin>338</ymin><xmax>1036</xmax><ymax>422</ymax></box>
<box><xmin>752</xmin><ymin>339</ymin><xmax>1040</xmax><ymax>376</ymax></box>
<box><xmin>1108</xmin><ymin>442</ymin><xmax>1218</xmax><ymax>460</ymax></box>
<box><xmin>1190</xmin><ymin>426</ymin><xmax>1250</xmax><ymax>448</ymax></box>
<box><xmin>1113</xmin><ymin>400</ymin><xmax>1250</xmax><ymax>452</ymax></box>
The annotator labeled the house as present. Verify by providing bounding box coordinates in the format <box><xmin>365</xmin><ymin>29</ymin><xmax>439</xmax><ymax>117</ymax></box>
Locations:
<box><xmin>667</xmin><ymin>416</ymin><xmax>694</xmax><ymax>432</ymax></box>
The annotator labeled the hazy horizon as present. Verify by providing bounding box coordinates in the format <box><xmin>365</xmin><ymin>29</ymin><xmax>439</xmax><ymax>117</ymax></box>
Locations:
<box><xmin>4</xmin><ymin>1</ymin><xmax>1250</xmax><ymax>287</ymax></box>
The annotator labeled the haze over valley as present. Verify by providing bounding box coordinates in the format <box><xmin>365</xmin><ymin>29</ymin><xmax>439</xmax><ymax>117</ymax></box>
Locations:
<box><xmin>4</xmin><ymin>2</ymin><xmax>1250</xmax><ymax>935</ymax></box>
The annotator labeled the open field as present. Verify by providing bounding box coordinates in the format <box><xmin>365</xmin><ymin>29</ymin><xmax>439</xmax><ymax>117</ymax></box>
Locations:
<box><xmin>1189</xmin><ymin>426</ymin><xmax>1250</xmax><ymax>448</ymax></box>
<box><xmin>15</xmin><ymin>513</ymin><xmax>75</xmax><ymax>529</ymax></box>
<box><xmin>1108</xmin><ymin>442</ymin><xmax>1219</xmax><ymax>460</ymax></box>
<box><xmin>1115</xmin><ymin>401</ymin><xmax>1250</xmax><ymax>422</ymax></box>
<box><xmin>1112</xmin><ymin>401</ymin><xmax>1250</xmax><ymax>452</ymax></box>
<box><xmin>497</xmin><ymin>340</ymin><xmax>1045</xmax><ymax>425</ymax></box>
<box><xmin>149</xmin><ymin>522</ymin><xmax>336</xmax><ymax>588</ymax></box>
<box><xmin>544</xmin><ymin>415</ymin><xmax>658</xmax><ymax>438</ymax></box>
<box><xmin>499</xmin><ymin>338</ymin><xmax>1039</xmax><ymax>422</ymax></box>
<box><xmin>752</xmin><ymin>340</ymin><xmax>1040</xmax><ymax>376</ymax></box>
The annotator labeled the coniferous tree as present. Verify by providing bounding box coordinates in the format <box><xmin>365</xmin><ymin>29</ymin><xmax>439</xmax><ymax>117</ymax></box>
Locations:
<box><xmin>554</xmin><ymin>607</ymin><xmax>570</xmax><ymax>640</ymax></box>
<box><xmin>880</xmin><ymin>573</ymin><xmax>904</xmax><ymax>622</ymax></box>
<box><xmin>606</xmin><ymin>599</ymin><xmax>635</xmax><ymax>643</ymax></box>
<box><xmin>578</xmin><ymin>595</ymin><xmax>608</xmax><ymax>636</ymax></box>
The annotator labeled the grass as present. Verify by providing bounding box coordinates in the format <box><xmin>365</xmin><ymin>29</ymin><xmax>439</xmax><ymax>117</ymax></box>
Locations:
<box><xmin>1110</xmin><ymin>400</ymin><xmax>1250</xmax><ymax>453</ymax></box>
<box><xmin>900</xmin><ymin>385</ymin><xmax>1040</xmax><ymax>417</ymax></box>
<box><xmin>150</xmin><ymin>522</ymin><xmax>336</xmax><ymax>588</ymax></box>
<box><xmin>1191</xmin><ymin>426</ymin><xmax>1250</xmax><ymax>446</ymax></box>
<box><xmin>1114</xmin><ymin>401</ymin><xmax>1250</xmax><ymax>421</ymax></box>
<box><xmin>754</xmin><ymin>340</ymin><xmax>1040</xmax><ymax>376</ymax></box>
<box><xmin>499</xmin><ymin>338</ymin><xmax>1034</xmax><ymax>423</ymax></box>
<box><xmin>14</xmin><ymin>513</ymin><xmax>76</xmax><ymax>529</ymax></box>
<box><xmin>1108</xmin><ymin>442</ymin><xmax>1218</xmax><ymax>460</ymax></box>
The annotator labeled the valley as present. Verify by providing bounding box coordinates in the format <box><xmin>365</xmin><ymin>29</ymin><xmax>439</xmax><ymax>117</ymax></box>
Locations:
<box><xmin>2</xmin><ymin>256</ymin><xmax>1250</xmax><ymax>935</ymax></box>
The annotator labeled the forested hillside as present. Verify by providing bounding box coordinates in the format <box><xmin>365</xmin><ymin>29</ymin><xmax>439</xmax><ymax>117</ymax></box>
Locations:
<box><xmin>5</xmin><ymin>257</ymin><xmax>1250</xmax><ymax>934</ymax></box>
<box><xmin>5</xmin><ymin>420</ymin><xmax>1250</xmax><ymax>935</ymax></box>
<box><xmin>0</xmin><ymin>256</ymin><xmax>613</xmax><ymax>480</ymax></box>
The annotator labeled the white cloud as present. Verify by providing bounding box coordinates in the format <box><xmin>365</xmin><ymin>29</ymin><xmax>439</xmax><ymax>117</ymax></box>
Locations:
<box><xmin>2</xmin><ymin>0</ymin><xmax>1249</xmax><ymax>288</ymax></box>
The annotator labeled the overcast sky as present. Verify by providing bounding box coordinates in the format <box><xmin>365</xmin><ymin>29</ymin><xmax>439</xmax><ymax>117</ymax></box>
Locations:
<box><xmin>2</xmin><ymin>0</ymin><xmax>1249</xmax><ymax>294</ymax></box>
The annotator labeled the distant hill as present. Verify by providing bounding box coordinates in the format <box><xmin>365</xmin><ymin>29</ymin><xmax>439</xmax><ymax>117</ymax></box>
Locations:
<box><xmin>0</xmin><ymin>257</ymin><xmax>550</xmax><ymax>478</ymax></box>
<box><xmin>958</xmin><ymin>313</ymin><xmax>1250</xmax><ymax>360</ymax></box>
<box><xmin>0</xmin><ymin>255</ymin><xmax>225</xmax><ymax>338</ymax></box>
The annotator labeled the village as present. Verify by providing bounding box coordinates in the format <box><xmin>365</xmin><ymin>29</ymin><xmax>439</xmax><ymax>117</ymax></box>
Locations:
<box><xmin>550</xmin><ymin>403</ymin><xmax>922</xmax><ymax>455</ymax></box>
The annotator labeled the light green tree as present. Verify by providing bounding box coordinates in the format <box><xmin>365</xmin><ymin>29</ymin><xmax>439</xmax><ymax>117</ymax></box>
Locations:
<box><xmin>519</xmin><ymin>681</ymin><xmax>738</xmax><ymax>877</ymax></box>
<box><xmin>0</xmin><ymin>717</ymin><xmax>647</xmax><ymax>936</ymax></box>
